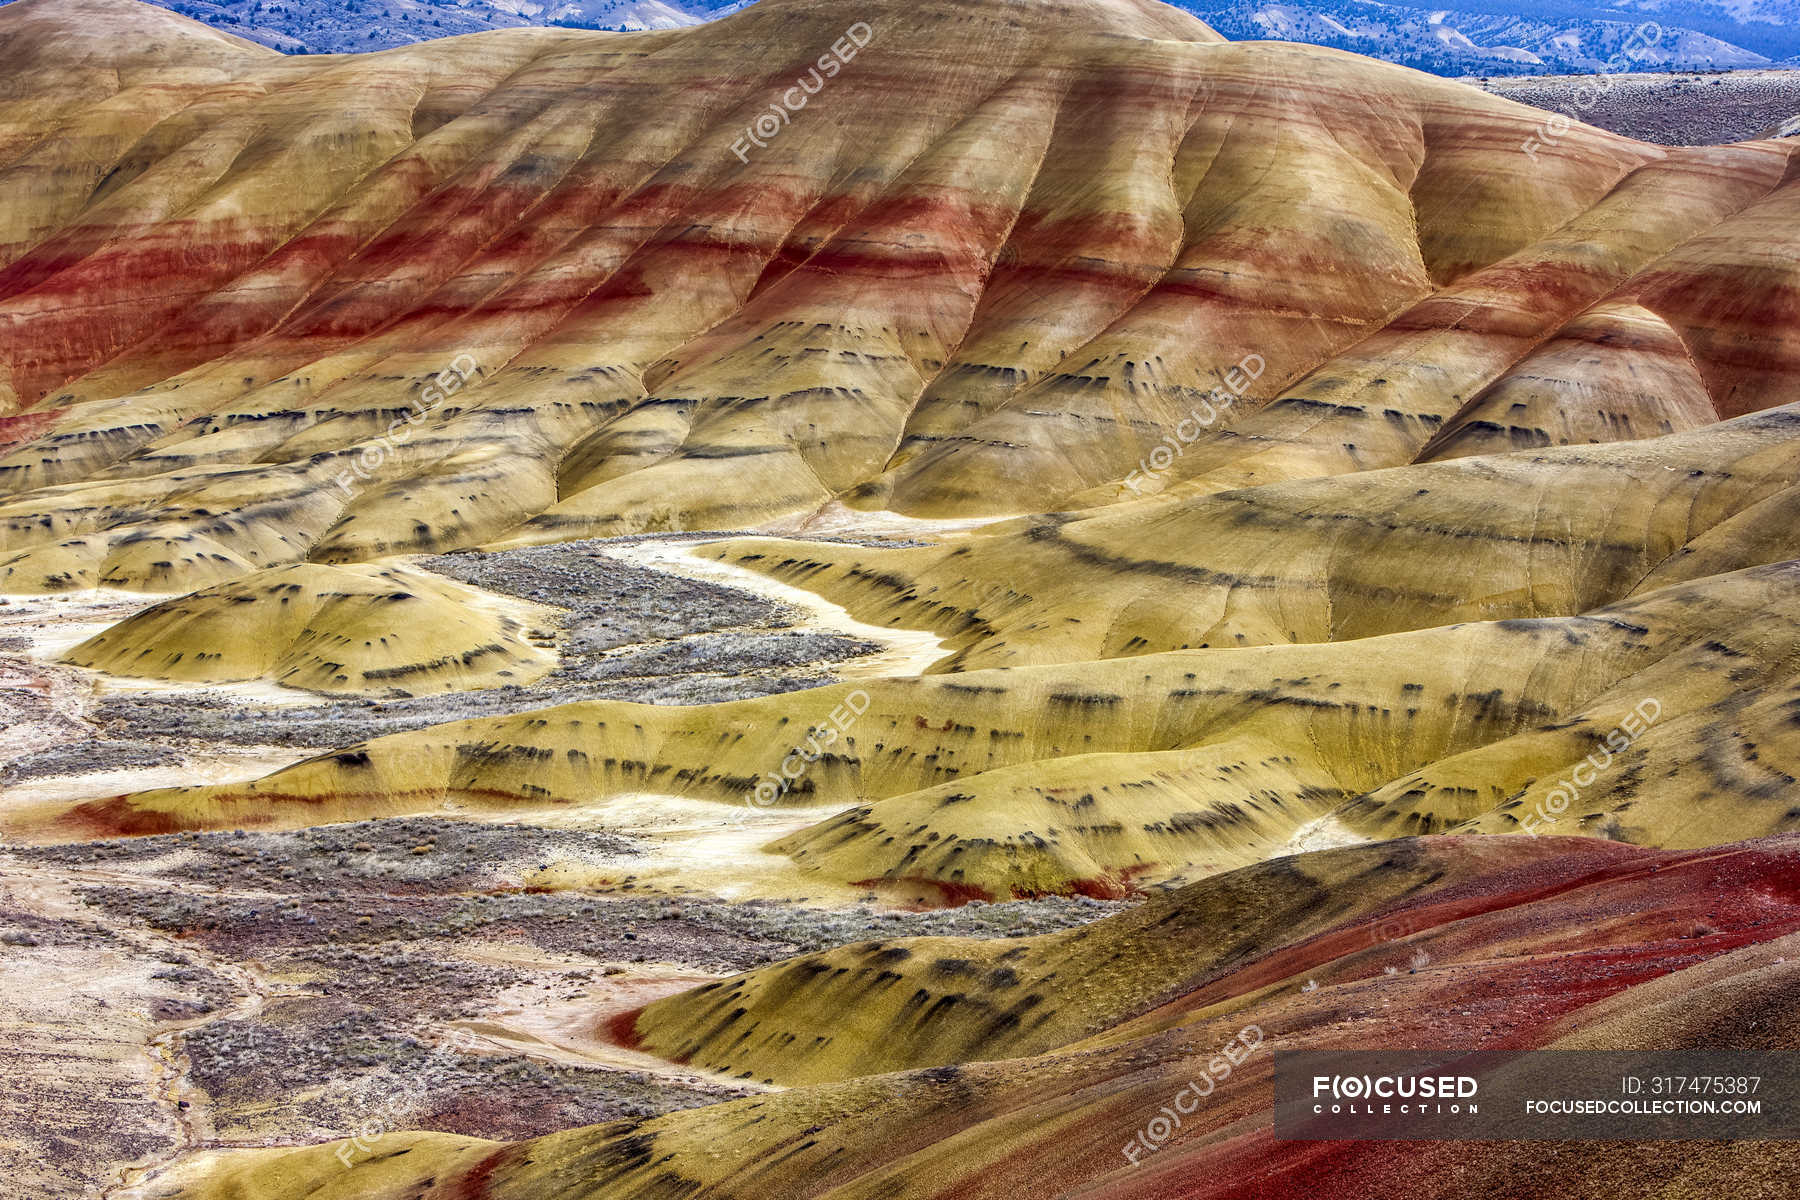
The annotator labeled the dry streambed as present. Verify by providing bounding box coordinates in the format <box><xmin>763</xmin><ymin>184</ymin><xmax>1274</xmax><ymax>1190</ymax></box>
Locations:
<box><xmin>0</xmin><ymin>532</ymin><xmax>1127</xmax><ymax>1197</ymax></box>
<box><xmin>1</xmin><ymin>824</ymin><xmax>1121</xmax><ymax>1196</ymax></box>
<box><xmin>3</xmin><ymin>534</ymin><xmax>903</xmax><ymax>814</ymax></box>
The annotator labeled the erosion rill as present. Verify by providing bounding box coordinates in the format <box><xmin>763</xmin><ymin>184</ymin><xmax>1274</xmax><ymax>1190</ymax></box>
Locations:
<box><xmin>2</xmin><ymin>0</ymin><xmax>1799</xmax><ymax>1197</ymax></box>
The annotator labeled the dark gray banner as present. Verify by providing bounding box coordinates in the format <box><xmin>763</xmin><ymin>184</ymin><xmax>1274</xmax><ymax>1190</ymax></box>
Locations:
<box><xmin>1275</xmin><ymin>1051</ymin><xmax>1800</xmax><ymax>1141</ymax></box>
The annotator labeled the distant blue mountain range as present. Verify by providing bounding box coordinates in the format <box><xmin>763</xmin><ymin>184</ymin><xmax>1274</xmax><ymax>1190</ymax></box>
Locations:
<box><xmin>12</xmin><ymin>0</ymin><xmax>1797</xmax><ymax>74</ymax></box>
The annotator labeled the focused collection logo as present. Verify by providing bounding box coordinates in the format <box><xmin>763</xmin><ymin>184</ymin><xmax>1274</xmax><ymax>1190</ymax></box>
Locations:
<box><xmin>1311</xmin><ymin>1073</ymin><xmax>1480</xmax><ymax>1116</ymax></box>
<box><xmin>1277</xmin><ymin>1050</ymin><xmax>1795</xmax><ymax>1141</ymax></box>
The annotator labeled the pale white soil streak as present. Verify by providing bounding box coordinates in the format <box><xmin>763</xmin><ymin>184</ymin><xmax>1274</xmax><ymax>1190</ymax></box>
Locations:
<box><xmin>604</xmin><ymin>537</ymin><xmax>949</xmax><ymax>679</ymax></box>
<box><xmin>1281</xmin><ymin>813</ymin><xmax>1371</xmax><ymax>855</ymax></box>
<box><xmin>0</xmin><ymin>536</ymin><xmax>945</xmax><ymax>1193</ymax></box>
<box><xmin>478</xmin><ymin>795</ymin><xmax>865</xmax><ymax>904</ymax></box>
<box><xmin>0</xmin><ymin>585</ymin><xmax>332</xmax><ymax>824</ymax></box>
<box><xmin>2</xmin><ymin>745</ymin><xmax>316</xmax><ymax>829</ymax></box>
<box><xmin>2</xmin><ymin>535</ymin><xmax>944</xmax><ymax>827</ymax></box>
<box><xmin>442</xmin><ymin>943</ymin><xmax>777</xmax><ymax>1091</ymax></box>
<box><xmin>0</xmin><ymin>587</ymin><xmax>168</xmax><ymax>661</ymax></box>
<box><xmin>777</xmin><ymin>501</ymin><xmax>1005</xmax><ymax>541</ymax></box>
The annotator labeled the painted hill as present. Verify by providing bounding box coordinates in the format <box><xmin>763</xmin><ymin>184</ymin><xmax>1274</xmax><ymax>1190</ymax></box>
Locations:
<box><xmin>59</xmin><ymin>555</ymin><xmax>1800</xmax><ymax>898</ymax></box>
<box><xmin>5</xmin><ymin>0</ymin><xmax>1798</xmax><ymax>895</ymax></box>
<box><xmin>153</xmin><ymin>835</ymin><xmax>1800</xmax><ymax>1198</ymax></box>
<box><xmin>6</xmin><ymin>0</ymin><xmax>1800</xmax><ymax>1196</ymax></box>
<box><xmin>61</xmin><ymin>561</ymin><xmax>559</xmax><ymax>694</ymax></box>
<box><xmin>4</xmin><ymin>0</ymin><xmax>1797</xmax><ymax>595</ymax></box>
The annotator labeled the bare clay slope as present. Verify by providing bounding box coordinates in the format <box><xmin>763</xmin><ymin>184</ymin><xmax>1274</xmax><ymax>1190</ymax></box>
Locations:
<box><xmin>6</xmin><ymin>2</ymin><xmax>1800</xmax><ymax>1198</ymax></box>
<box><xmin>13</xmin><ymin>0</ymin><xmax>1797</xmax><ymax>598</ymax></box>
<box><xmin>156</xmin><ymin>836</ymin><xmax>1800</xmax><ymax>1199</ymax></box>
<box><xmin>8</xmin><ymin>0</ymin><xmax>1798</xmax><ymax>905</ymax></box>
<box><xmin>66</xmin><ymin>552</ymin><xmax>1800</xmax><ymax>905</ymax></box>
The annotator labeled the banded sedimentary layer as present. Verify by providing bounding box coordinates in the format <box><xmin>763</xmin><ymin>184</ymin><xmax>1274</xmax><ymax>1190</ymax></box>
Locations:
<box><xmin>4</xmin><ymin>0</ymin><xmax>1798</xmax><ymax>597</ymax></box>
<box><xmin>7</xmin><ymin>0</ymin><xmax>1800</xmax><ymax>1196</ymax></box>
<box><xmin>62</xmin><ymin>561</ymin><xmax>558</xmax><ymax>695</ymax></box>
<box><xmin>158</xmin><ymin>836</ymin><xmax>1800</xmax><ymax>1199</ymax></box>
<box><xmin>63</xmin><ymin>557</ymin><xmax>1800</xmax><ymax>902</ymax></box>
<box><xmin>7</xmin><ymin>0</ymin><xmax>1800</xmax><ymax>906</ymax></box>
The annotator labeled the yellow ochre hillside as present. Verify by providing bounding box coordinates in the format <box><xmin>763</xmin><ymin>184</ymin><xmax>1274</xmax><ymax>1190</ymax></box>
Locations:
<box><xmin>6</xmin><ymin>0</ymin><xmax>1800</xmax><ymax>1197</ymax></box>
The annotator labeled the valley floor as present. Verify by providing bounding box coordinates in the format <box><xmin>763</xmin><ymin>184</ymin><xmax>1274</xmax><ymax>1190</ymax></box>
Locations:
<box><xmin>1482</xmin><ymin>67</ymin><xmax>1800</xmax><ymax>144</ymax></box>
<box><xmin>0</xmin><ymin>531</ymin><xmax>1123</xmax><ymax>1198</ymax></box>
